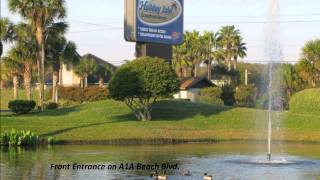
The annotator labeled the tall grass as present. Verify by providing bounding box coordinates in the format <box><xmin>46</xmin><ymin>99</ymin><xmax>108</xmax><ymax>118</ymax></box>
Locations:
<box><xmin>2</xmin><ymin>129</ymin><xmax>39</xmax><ymax>147</ymax></box>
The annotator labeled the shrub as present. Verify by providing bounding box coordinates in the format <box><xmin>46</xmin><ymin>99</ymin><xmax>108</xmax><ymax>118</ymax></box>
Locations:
<box><xmin>221</xmin><ymin>85</ymin><xmax>236</xmax><ymax>106</ymax></box>
<box><xmin>82</xmin><ymin>87</ymin><xmax>109</xmax><ymax>102</ymax></box>
<box><xmin>52</xmin><ymin>86</ymin><xmax>109</xmax><ymax>103</ymax></box>
<box><xmin>235</xmin><ymin>84</ymin><xmax>257</xmax><ymax>107</ymax></box>
<box><xmin>109</xmin><ymin>56</ymin><xmax>180</xmax><ymax>121</ymax></box>
<box><xmin>2</xmin><ymin>129</ymin><xmax>39</xmax><ymax>147</ymax></box>
<box><xmin>199</xmin><ymin>96</ymin><xmax>224</xmax><ymax>106</ymax></box>
<box><xmin>8</xmin><ymin>100</ymin><xmax>36</xmax><ymax>114</ymax></box>
<box><xmin>199</xmin><ymin>87</ymin><xmax>224</xmax><ymax>106</ymax></box>
<box><xmin>45</xmin><ymin>102</ymin><xmax>59</xmax><ymax>110</ymax></box>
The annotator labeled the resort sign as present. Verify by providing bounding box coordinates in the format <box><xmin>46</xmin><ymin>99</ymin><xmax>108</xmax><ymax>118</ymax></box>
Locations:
<box><xmin>125</xmin><ymin>0</ymin><xmax>184</xmax><ymax>45</ymax></box>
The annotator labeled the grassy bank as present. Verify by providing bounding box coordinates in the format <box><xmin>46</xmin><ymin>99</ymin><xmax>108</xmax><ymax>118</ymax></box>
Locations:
<box><xmin>289</xmin><ymin>88</ymin><xmax>320</xmax><ymax>115</ymax></box>
<box><xmin>1</xmin><ymin>99</ymin><xmax>319</xmax><ymax>144</ymax></box>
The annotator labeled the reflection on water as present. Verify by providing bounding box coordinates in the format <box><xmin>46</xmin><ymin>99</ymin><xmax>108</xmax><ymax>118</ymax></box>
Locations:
<box><xmin>1</xmin><ymin>143</ymin><xmax>320</xmax><ymax>180</ymax></box>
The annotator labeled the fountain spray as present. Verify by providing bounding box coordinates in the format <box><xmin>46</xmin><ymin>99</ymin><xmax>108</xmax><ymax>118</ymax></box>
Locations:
<box><xmin>267</xmin><ymin>63</ymin><xmax>273</xmax><ymax>161</ymax></box>
<box><xmin>265</xmin><ymin>0</ymin><xmax>282</xmax><ymax>161</ymax></box>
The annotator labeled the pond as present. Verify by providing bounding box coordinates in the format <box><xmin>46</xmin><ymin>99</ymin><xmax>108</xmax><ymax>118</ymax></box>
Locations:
<box><xmin>1</xmin><ymin>143</ymin><xmax>320</xmax><ymax>180</ymax></box>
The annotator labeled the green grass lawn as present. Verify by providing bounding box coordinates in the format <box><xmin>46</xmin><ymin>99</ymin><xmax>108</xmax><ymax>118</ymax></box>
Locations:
<box><xmin>1</xmin><ymin>99</ymin><xmax>319</xmax><ymax>144</ymax></box>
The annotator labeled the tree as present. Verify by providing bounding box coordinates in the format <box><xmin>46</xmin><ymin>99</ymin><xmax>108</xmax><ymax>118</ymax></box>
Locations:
<box><xmin>218</xmin><ymin>25</ymin><xmax>247</xmax><ymax>71</ymax></box>
<box><xmin>184</xmin><ymin>31</ymin><xmax>202</xmax><ymax>77</ymax></box>
<box><xmin>233</xmin><ymin>37</ymin><xmax>247</xmax><ymax>70</ymax></box>
<box><xmin>9</xmin><ymin>0</ymin><xmax>67</xmax><ymax>111</ymax></box>
<box><xmin>296</xmin><ymin>39</ymin><xmax>320</xmax><ymax>87</ymax></box>
<box><xmin>2</xmin><ymin>54</ymin><xmax>23</xmax><ymax>99</ymax></box>
<box><xmin>96</xmin><ymin>64</ymin><xmax>112</xmax><ymax>87</ymax></box>
<box><xmin>74</xmin><ymin>58</ymin><xmax>97</xmax><ymax>88</ymax></box>
<box><xmin>46</xmin><ymin>23</ymin><xmax>79</xmax><ymax>102</ymax></box>
<box><xmin>280</xmin><ymin>64</ymin><xmax>302</xmax><ymax>97</ymax></box>
<box><xmin>235</xmin><ymin>84</ymin><xmax>257</xmax><ymax>107</ymax></box>
<box><xmin>11</xmin><ymin>23</ymin><xmax>38</xmax><ymax>100</ymax></box>
<box><xmin>109</xmin><ymin>57</ymin><xmax>180</xmax><ymax>121</ymax></box>
<box><xmin>8</xmin><ymin>44</ymin><xmax>37</xmax><ymax>100</ymax></box>
<box><xmin>173</xmin><ymin>43</ymin><xmax>190</xmax><ymax>78</ymax></box>
<box><xmin>0</xmin><ymin>18</ymin><xmax>15</xmax><ymax>57</ymax></box>
<box><xmin>199</xmin><ymin>87</ymin><xmax>224</xmax><ymax>106</ymax></box>
<box><xmin>295</xmin><ymin>59</ymin><xmax>317</xmax><ymax>88</ymax></box>
<box><xmin>201</xmin><ymin>31</ymin><xmax>220</xmax><ymax>80</ymax></box>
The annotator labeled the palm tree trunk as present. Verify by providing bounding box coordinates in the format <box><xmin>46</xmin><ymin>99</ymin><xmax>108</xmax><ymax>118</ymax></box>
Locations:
<box><xmin>40</xmin><ymin>42</ymin><xmax>45</xmax><ymax>110</ymax></box>
<box><xmin>179</xmin><ymin>67</ymin><xmax>183</xmax><ymax>78</ymax></box>
<box><xmin>178</xmin><ymin>60</ymin><xmax>183</xmax><ymax>78</ymax></box>
<box><xmin>99</xmin><ymin>77</ymin><xmax>104</xmax><ymax>87</ymax></box>
<box><xmin>183</xmin><ymin>67</ymin><xmax>188</xmax><ymax>77</ymax></box>
<box><xmin>24</xmin><ymin>62</ymin><xmax>32</xmax><ymax>100</ymax></box>
<box><xmin>13</xmin><ymin>75</ymin><xmax>18</xmax><ymax>99</ymax></box>
<box><xmin>59</xmin><ymin>66</ymin><xmax>63</xmax><ymax>86</ymax></box>
<box><xmin>35</xmin><ymin>24</ymin><xmax>45</xmax><ymax>111</ymax></box>
<box><xmin>191</xmin><ymin>63</ymin><xmax>198</xmax><ymax>77</ymax></box>
<box><xmin>233</xmin><ymin>57</ymin><xmax>238</xmax><ymax>70</ymax></box>
<box><xmin>208</xmin><ymin>59</ymin><xmax>212</xmax><ymax>80</ymax></box>
<box><xmin>84</xmin><ymin>76</ymin><xmax>88</xmax><ymax>88</ymax></box>
<box><xmin>228</xmin><ymin>61</ymin><xmax>232</xmax><ymax>71</ymax></box>
<box><xmin>79</xmin><ymin>77</ymin><xmax>82</xmax><ymax>88</ymax></box>
<box><xmin>52</xmin><ymin>70</ymin><xmax>59</xmax><ymax>103</ymax></box>
<box><xmin>0</xmin><ymin>41</ymin><xmax>3</xmax><ymax>57</ymax></box>
<box><xmin>312</xmin><ymin>80</ymin><xmax>316</xmax><ymax>88</ymax></box>
<box><xmin>79</xmin><ymin>77</ymin><xmax>84</xmax><ymax>88</ymax></box>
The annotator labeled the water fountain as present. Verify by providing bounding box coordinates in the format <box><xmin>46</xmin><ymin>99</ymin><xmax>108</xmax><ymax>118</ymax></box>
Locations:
<box><xmin>265</xmin><ymin>0</ymin><xmax>283</xmax><ymax>161</ymax></box>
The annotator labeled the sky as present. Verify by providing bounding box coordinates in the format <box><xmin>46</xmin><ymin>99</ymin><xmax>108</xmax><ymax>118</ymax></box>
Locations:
<box><xmin>1</xmin><ymin>0</ymin><xmax>320</xmax><ymax>66</ymax></box>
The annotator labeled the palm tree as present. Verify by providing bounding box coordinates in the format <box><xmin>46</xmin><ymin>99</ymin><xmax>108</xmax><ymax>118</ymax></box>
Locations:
<box><xmin>96</xmin><ymin>64</ymin><xmax>112</xmax><ymax>87</ymax></box>
<box><xmin>46</xmin><ymin>23</ymin><xmax>79</xmax><ymax>103</ymax></box>
<box><xmin>11</xmin><ymin>23</ymin><xmax>38</xmax><ymax>100</ymax></box>
<box><xmin>274</xmin><ymin>64</ymin><xmax>302</xmax><ymax>99</ymax></box>
<box><xmin>294</xmin><ymin>39</ymin><xmax>320</xmax><ymax>88</ymax></box>
<box><xmin>173</xmin><ymin>43</ymin><xmax>191</xmax><ymax>78</ymax></box>
<box><xmin>0</xmin><ymin>18</ymin><xmax>15</xmax><ymax>57</ymax></box>
<box><xmin>2</xmin><ymin>53</ymin><xmax>23</xmax><ymax>99</ymax></box>
<box><xmin>201</xmin><ymin>31</ymin><xmax>220</xmax><ymax>80</ymax></box>
<box><xmin>9</xmin><ymin>44</ymin><xmax>37</xmax><ymax>100</ymax></box>
<box><xmin>295</xmin><ymin>59</ymin><xmax>317</xmax><ymax>88</ymax></box>
<box><xmin>218</xmin><ymin>26</ymin><xmax>238</xmax><ymax>70</ymax></box>
<box><xmin>74</xmin><ymin>58</ymin><xmax>98</xmax><ymax>88</ymax></box>
<box><xmin>184</xmin><ymin>31</ymin><xmax>202</xmax><ymax>77</ymax></box>
<box><xmin>218</xmin><ymin>25</ymin><xmax>246</xmax><ymax>71</ymax></box>
<box><xmin>302</xmin><ymin>39</ymin><xmax>320</xmax><ymax>65</ymax></box>
<box><xmin>301</xmin><ymin>39</ymin><xmax>320</xmax><ymax>86</ymax></box>
<box><xmin>232</xmin><ymin>37</ymin><xmax>247</xmax><ymax>70</ymax></box>
<box><xmin>9</xmin><ymin>0</ymin><xmax>66</xmax><ymax>111</ymax></box>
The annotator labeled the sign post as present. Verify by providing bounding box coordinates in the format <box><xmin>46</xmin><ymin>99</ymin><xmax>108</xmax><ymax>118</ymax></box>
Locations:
<box><xmin>125</xmin><ymin>0</ymin><xmax>184</xmax><ymax>62</ymax></box>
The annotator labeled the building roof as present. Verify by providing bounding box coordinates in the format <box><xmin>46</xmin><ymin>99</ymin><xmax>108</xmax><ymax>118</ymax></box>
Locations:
<box><xmin>180</xmin><ymin>76</ymin><xmax>213</xmax><ymax>90</ymax></box>
<box><xmin>81</xmin><ymin>53</ymin><xmax>117</xmax><ymax>71</ymax></box>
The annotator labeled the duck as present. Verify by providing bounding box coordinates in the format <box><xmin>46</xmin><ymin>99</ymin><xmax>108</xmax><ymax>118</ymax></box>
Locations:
<box><xmin>151</xmin><ymin>171</ymin><xmax>168</xmax><ymax>180</ymax></box>
<box><xmin>203</xmin><ymin>173</ymin><xmax>213</xmax><ymax>180</ymax></box>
